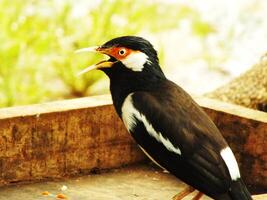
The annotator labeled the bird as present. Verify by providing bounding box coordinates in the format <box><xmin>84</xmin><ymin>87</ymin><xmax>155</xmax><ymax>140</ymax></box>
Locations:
<box><xmin>76</xmin><ymin>36</ymin><xmax>252</xmax><ymax>200</ymax></box>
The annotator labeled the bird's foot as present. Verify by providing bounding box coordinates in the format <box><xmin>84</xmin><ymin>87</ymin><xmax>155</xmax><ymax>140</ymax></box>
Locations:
<box><xmin>172</xmin><ymin>186</ymin><xmax>195</xmax><ymax>200</ymax></box>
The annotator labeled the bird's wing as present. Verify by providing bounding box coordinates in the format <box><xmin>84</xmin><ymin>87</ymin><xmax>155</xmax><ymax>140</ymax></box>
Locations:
<box><xmin>121</xmin><ymin>81</ymin><xmax>237</xmax><ymax>191</ymax></box>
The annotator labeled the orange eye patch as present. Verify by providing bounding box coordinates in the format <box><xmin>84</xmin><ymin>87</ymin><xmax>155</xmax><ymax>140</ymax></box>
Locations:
<box><xmin>109</xmin><ymin>47</ymin><xmax>132</xmax><ymax>60</ymax></box>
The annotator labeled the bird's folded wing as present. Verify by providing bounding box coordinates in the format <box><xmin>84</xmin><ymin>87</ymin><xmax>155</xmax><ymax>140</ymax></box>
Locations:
<box><xmin>130</xmin><ymin>88</ymin><xmax>231</xmax><ymax>187</ymax></box>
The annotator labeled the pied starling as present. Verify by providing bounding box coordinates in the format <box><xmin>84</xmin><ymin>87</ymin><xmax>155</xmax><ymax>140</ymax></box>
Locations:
<box><xmin>76</xmin><ymin>36</ymin><xmax>252</xmax><ymax>200</ymax></box>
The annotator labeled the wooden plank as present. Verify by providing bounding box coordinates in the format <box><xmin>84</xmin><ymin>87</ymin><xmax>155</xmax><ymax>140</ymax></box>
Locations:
<box><xmin>195</xmin><ymin>97</ymin><xmax>267</xmax><ymax>191</ymax></box>
<box><xmin>0</xmin><ymin>163</ymin><xmax>265</xmax><ymax>199</ymax></box>
<box><xmin>0</xmin><ymin>95</ymin><xmax>266</xmax><ymax>193</ymax></box>
<box><xmin>0</xmin><ymin>96</ymin><xmax>145</xmax><ymax>185</ymax></box>
<box><xmin>253</xmin><ymin>194</ymin><xmax>267</xmax><ymax>200</ymax></box>
<box><xmin>0</xmin><ymin>95</ymin><xmax>112</xmax><ymax>119</ymax></box>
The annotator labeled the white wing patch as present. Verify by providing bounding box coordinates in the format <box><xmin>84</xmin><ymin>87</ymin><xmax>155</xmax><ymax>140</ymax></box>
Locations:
<box><xmin>220</xmin><ymin>147</ymin><xmax>241</xmax><ymax>180</ymax></box>
<box><xmin>122</xmin><ymin>94</ymin><xmax>181</xmax><ymax>155</ymax></box>
<box><xmin>121</xmin><ymin>51</ymin><xmax>151</xmax><ymax>72</ymax></box>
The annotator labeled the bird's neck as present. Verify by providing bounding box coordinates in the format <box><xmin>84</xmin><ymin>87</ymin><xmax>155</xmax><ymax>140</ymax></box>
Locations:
<box><xmin>107</xmin><ymin>67</ymin><xmax>166</xmax><ymax>116</ymax></box>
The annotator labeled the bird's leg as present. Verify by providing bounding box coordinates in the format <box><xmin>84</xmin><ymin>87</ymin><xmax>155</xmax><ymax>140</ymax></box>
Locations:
<box><xmin>172</xmin><ymin>186</ymin><xmax>195</xmax><ymax>200</ymax></box>
<box><xmin>191</xmin><ymin>192</ymin><xmax>203</xmax><ymax>200</ymax></box>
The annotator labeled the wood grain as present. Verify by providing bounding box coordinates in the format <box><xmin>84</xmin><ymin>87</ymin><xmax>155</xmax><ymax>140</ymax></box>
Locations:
<box><xmin>0</xmin><ymin>95</ymin><xmax>266</xmax><ymax>193</ymax></box>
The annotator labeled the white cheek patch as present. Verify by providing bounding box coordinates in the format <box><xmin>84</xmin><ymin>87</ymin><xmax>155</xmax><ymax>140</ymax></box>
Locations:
<box><xmin>121</xmin><ymin>94</ymin><xmax>181</xmax><ymax>155</ymax></box>
<box><xmin>121</xmin><ymin>51</ymin><xmax>151</xmax><ymax>72</ymax></box>
<box><xmin>220</xmin><ymin>147</ymin><xmax>241</xmax><ymax>180</ymax></box>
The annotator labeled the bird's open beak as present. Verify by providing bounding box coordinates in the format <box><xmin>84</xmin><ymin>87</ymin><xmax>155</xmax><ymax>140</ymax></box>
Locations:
<box><xmin>75</xmin><ymin>46</ymin><xmax>115</xmax><ymax>76</ymax></box>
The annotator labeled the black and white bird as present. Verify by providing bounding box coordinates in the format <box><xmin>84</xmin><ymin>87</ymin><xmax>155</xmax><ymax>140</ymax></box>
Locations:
<box><xmin>76</xmin><ymin>36</ymin><xmax>252</xmax><ymax>200</ymax></box>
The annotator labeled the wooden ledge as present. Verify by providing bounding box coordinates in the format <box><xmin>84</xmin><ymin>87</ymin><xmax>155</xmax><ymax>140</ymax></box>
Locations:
<box><xmin>195</xmin><ymin>96</ymin><xmax>267</xmax><ymax>122</ymax></box>
<box><xmin>196</xmin><ymin>97</ymin><xmax>267</xmax><ymax>192</ymax></box>
<box><xmin>0</xmin><ymin>95</ymin><xmax>266</xmax><ymax>194</ymax></box>
<box><xmin>0</xmin><ymin>95</ymin><xmax>145</xmax><ymax>186</ymax></box>
<box><xmin>0</xmin><ymin>95</ymin><xmax>112</xmax><ymax>119</ymax></box>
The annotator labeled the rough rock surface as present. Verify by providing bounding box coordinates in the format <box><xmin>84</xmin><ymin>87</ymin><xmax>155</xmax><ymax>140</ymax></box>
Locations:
<box><xmin>206</xmin><ymin>55</ymin><xmax>267</xmax><ymax>111</ymax></box>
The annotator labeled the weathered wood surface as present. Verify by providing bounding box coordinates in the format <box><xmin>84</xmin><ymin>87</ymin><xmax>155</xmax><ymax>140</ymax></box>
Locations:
<box><xmin>0</xmin><ymin>96</ymin><xmax>145</xmax><ymax>185</ymax></box>
<box><xmin>0</xmin><ymin>164</ymin><xmax>265</xmax><ymax>199</ymax></box>
<box><xmin>0</xmin><ymin>95</ymin><xmax>266</xmax><ymax>193</ymax></box>
<box><xmin>254</xmin><ymin>194</ymin><xmax>267</xmax><ymax>200</ymax></box>
<box><xmin>196</xmin><ymin>97</ymin><xmax>267</xmax><ymax>191</ymax></box>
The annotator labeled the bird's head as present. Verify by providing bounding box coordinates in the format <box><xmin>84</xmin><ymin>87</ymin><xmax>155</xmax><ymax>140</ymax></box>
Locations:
<box><xmin>76</xmin><ymin>36</ymin><xmax>163</xmax><ymax>77</ymax></box>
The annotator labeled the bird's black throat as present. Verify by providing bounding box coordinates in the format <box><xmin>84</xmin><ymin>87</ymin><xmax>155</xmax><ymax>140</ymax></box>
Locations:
<box><xmin>101</xmin><ymin>61</ymin><xmax>166</xmax><ymax>116</ymax></box>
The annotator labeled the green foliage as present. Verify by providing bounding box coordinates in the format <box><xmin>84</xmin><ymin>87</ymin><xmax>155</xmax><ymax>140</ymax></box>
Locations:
<box><xmin>192</xmin><ymin>20</ymin><xmax>215</xmax><ymax>37</ymax></box>
<box><xmin>59</xmin><ymin>0</ymin><xmax>185</xmax><ymax>98</ymax></box>
<box><xmin>0</xmin><ymin>0</ymin><xmax>213</xmax><ymax>107</ymax></box>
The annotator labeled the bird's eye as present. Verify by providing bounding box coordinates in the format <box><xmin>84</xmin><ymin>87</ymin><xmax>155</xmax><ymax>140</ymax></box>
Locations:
<box><xmin>118</xmin><ymin>49</ymin><xmax>126</xmax><ymax>56</ymax></box>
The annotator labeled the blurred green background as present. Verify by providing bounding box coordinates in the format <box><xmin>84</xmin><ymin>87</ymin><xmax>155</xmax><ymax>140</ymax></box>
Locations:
<box><xmin>1</xmin><ymin>0</ymin><xmax>267</xmax><ymax>108</ymax></box>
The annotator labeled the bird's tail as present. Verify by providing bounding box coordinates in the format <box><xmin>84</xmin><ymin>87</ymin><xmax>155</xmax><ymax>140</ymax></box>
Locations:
<box><xmin>215</xmin><ymin>178</ymin><xmax>252</xmax><ymax>200</ymax></box>
<box><xmin>228</xmin><ymin>178</ymin><xmax>252</xmax><ymax>200</ymax></box>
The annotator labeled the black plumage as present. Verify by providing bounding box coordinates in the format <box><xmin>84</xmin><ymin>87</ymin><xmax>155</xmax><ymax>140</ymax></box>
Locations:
<box><xmin>78</xmin><ymin>36</ymin><xmax>252</xmax><ymax>200</ymax></box>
